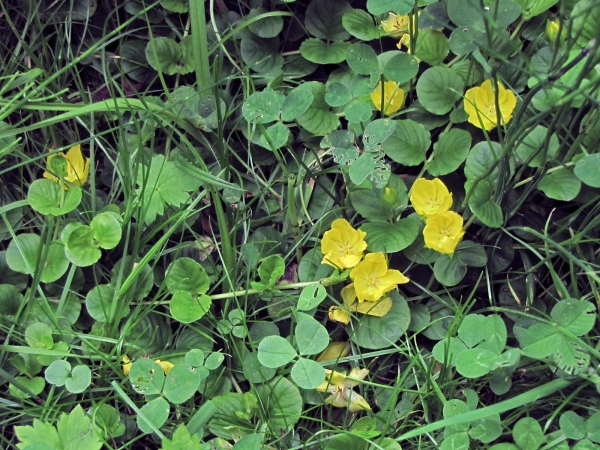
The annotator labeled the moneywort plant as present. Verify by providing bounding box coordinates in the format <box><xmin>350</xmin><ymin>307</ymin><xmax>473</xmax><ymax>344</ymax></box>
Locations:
<box><xmin>1</xmin><ymin>0</ymin><xmax>600</xmax><ymax>448</ymax></box>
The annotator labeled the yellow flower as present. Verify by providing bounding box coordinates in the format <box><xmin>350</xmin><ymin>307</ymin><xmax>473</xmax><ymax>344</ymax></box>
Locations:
<box><xmin>545</xmin><ymin>19</ymin><xmax>566</xmax><ymax>45</ymax></box>
<box><xmin>370</xmin><ymin>81</ymin><xmax>405</xmax><ymax>116</ymax></box>
<box><xmin>329</xmin><ymin>284</ymin><xmax>393</xmax><ymax>324</ymax></box>
<box><xmin>464</xmin><ymin>80</ymin><xmax>517</xmax><ymax>131</ymax></box>
<box><xmin>317</xmin><ymin>341</ymin><xmax>351</xmax><ymax>362</ymax></box>
<box><xmin>350</xmin><ymin>252</ymin><xmax>409</xmax><ymax>302</ymax></box>
<box><xmin>316</xmin><ymin>368</ymin><xmax>371</xmax><ymax>412</ymax></box>
<box><xmin>121</xmin><ymin>355</ymin><xmax>174</xmax><ymax>376</ymax></box>
<box><xmin>410</xmin><ymin>178</ymin><xmax>453</xmax><ymax>218</ymax></box>
<box><xmin>321</xmin><ymin>219</ymin><xmax>368</xmax><ymax>269</ymax></box>
<box><xmin>381</xmin><ymin>12</ymin><xmax>416</xmax><ymax>38</ymax></box>
<box><xmin>423</xmin><ymin>211</ymin><xmax>465</xmax><ymax>255</ymax></box>
<box><xmin>43</xmin><ymin>144</ymin><xmax>90</xmax><ymax>189</ymax></box>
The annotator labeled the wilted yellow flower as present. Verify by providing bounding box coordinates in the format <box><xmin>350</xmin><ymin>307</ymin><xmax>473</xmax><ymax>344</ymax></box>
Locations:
<box><xmin>317</xmin><ymin>341</ymin><xmax>351</xmax><ymax>362</ymax></box>
<box><xmin>122</xmin><ymin>355</ymin><xmax>174</xmax><ymax>376</ymax></box>
<box><xmin>316</xmin><ymin>368</ymin><xmax>371</xmax><ymax>412</ymax></box>
<box><xmin>43</xmin><ymin>144</ymin><xmax>90</xmax><ymax>189</ymax></box>
<box><xmin>329</xmin><ymin>284</ymin><xmax>393</xmax><ymax>324</ymax></box>
<box><xmin>370</xmin><ymin>81</ymin><xmax>405</xmax><ymax>115</ymax></box>
<box><xmin>423</xmin><ymin>211</ymin><xmax>465</xmax><ymax>255</ymax></box>
<box><xmin>350</xmin><ymin>252</ymin><xmax>409</xmax><ymax>302</ymax></box>
<box><xmin>410</xmin><ymin>178</ymin><xmax>453</xmax><ymax>218</ymax></box>
<box><xmin>321</xmin><ymin>219</ymin><xmax>368</xmax><ymax>269</ymax></box>
<box><xmin>381</xmin><ymin>12</ymin><xmax>416</xmax><ymax>38</ymax></box>
<box><xmin>464</xmin><ymin>80</ymin><xmax>517</xmax><ymax>131</ymax></box>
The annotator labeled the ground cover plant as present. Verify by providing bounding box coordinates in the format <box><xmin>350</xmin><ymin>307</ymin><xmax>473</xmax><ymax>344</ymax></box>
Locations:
<box><xmin>0</xmin><ymin>0</ymin><xmax>600</xmax><ymax>448</ymax></box>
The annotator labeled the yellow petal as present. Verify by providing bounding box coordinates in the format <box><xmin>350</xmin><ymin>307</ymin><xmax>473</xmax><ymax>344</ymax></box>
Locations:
<box><xmin>316</xmin><ymin>369</ymin><xmax>347</xmax><ymax>392</ymax></box>
<box><xmin>423</xmin><ymin>211</ymin><xmax>465</xmax><ymax>255</ymax></box>
<box><xmin>155</xmin><ymin>359</ymin><xmax>174</xmax><ymax>375</ymax></box>
<box><xmin>328</xmin><ymin>306</ymin><xmax>351</xmax><ymax>325</ymax></box>
<box><xmin>63</xmin><ymin>144</ymin><xmax>90</xmax><ymax>186</ymax></box>
<box><xmin>346</xmin><ymin>368</ymin><xmax>369</xmax><ymax>387</ymax></box>
<box><xmin>370</xmin><ymin>81</ymin><xmax>405</xmax><ymax>115</ymax></box>
<box><xmin>410</xmin><ymin>178</ymin><xmax>453</xmax><ymax>217</ymax></box>
<box><xmin>317</xmin><ymin>342</ymin><xmax>351</xmax><ymax>363</ymax></box>
<box><xmin>321</xmin><ymin>219</ymin><xmax>368</xmax><ymax>269</ymax></box>
<box><xmin>122</xmin><ymin>355</ymin><xmax>132</xmax><ymax>376</ymax></box>
<box><xmin>347</xmin><ymin>390</ymin><xmax>372</xmax><ymax>412</ymax></box>
<box><xmin>356</xmin><ymin>296</ymin><xmax>393</xmax><ymax>317</ymax></box>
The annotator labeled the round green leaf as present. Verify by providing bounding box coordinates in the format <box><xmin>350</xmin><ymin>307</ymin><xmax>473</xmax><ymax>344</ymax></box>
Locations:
<box><xmin>257</xmin><ymin>335</ymin><xmax>297</xmax><ymax>368</ymax></box>
<box><xmin>382</xmin><ymin>119</ymin><xmax>431</xmax><ymax>166</ymax></box>
<box><xmin>7</xmin><ymin>234</ymin><xmax>69</xmax><ymax>282</ymax></box>
<box><xmin>305</xmin><ymin>0</ymin><xmax>351</xmax><ymax>41</ymax></box>
<box><xmin>255</xmin><ymin>376</ymin><xmax>302</xmax><ymax>433</ymax></box>
<box><xmin>165</xmin><ymin>257</ymin><xmax>210</xmax><ymax>294</ymax></box>
<box><xmin>586</xmin><ymin>412</ymin><xmax>600</xmax><ymax>443</ymax></box>
<box><xmin>163</xmin><ymin>363</ymin><xmax>202</xmax><ymax>404</ymax></box>
<box><xmin>45</xmin><ymin>360</ymin><xmax>71</xmax><ymax>386</ymax></box>
<box><xmin>65</xmin><ymin>225</ymin><xmax>101</xmax><ymax>267</ymax></box>
<box><xmin>161</xmin><ymin>0</ymin><xmax>188</xmax><ymax>13</ymax></box>
<box><xmin>551</xmin><ymin>298</ymin><xmax>596</xmax><ymax>336</ymax></box>
<box><xmin>281</xmin><ymin>87</ymin><xmax>314</xmax><ymax>121</ymax></box>
<box><xmin>515</xmin><ymin>126</ymin><xmax>560</xmax><ymax>167</ymax></box>
<box><xmin>170</xmin><ymin>291</ymin><xmax>211</xmax><ymax>323</ymax></box>
<box><xmin>351</xmin><ymin>291</ymin><xmax>410</xmax><ymax>349</ymax></box>
<box><xmin>513</xmin><ymin>417</ymin><xmax>544</xmax><ymax>450</ymax></box>
<box><xmin>9</xmin><ymin>376</ymin><xmax>45</xmax><ymax>399</ymax></box>
<box><xmin>470</xmin><ymin>416</ymin><xmax>502</xmax><ymax>444</ymax></box>
<box><xmin>65</xmin><ymin>364</ymin><xmax>91</xmax><ymax>393</ymax></box>
<box><xmin>426</xmin><ymin>129</ymin><xmax>472</xmax><ymax>176</ymax></box>
<box><xmin>416</xmin><ymin>67</ymin><xmax>464</xmax><ymax>115</ymax></box>
<box><xmin>296</xmin><ymin>82</ymin><xmax>341</xmax><ymax>136</ymax></box>
<box><xmin>363</xmin><ymin>118</ymin><xmax>397</xmax><ymax>151</ymax></box>
<box><xmin>342</xmin><ymin>8</ymin><xmax>381</xmax><ymax>41</ymax></box>
<box><xmin>449</xmin><ymin>27</ymin><xmax>485</xmax><ymax>56</ymax></box>
<box><xmin>297</xmin><ymin>284</ymin><xmax>328</xmax><ymax>311</ymax></box>
<box><xmin>242</xmin><ymin>88</ymin><xmax>284</xmax><ymax>124</ymax></box>
<box><xmin>185</xmin><ymin>349</ymin><xmax>204</xmax><ymax>367</ymax></box>
<box><xmin>243</xmin><ymin>352</ymin><xmax>276</xmax><ymax>383</ymax></box>
<box><xmin>434</xmin><ymin>254</ymin><xmax>467</xmax><ymax>287</ymax></box>
<box><xmin>0</xmin><ymin>284</ymin><xmax>21</xmax><ymax>318</ymax></box>
<box><xmin>574</xmin><ymin>153</ymin><xmax>600</xmax><ymax>188</ymax></box>
<box><xmin>383</xmin><ymin>53</ymin><xmax>419</xmax><ymax>84</ymax></box>
<box><xmin>443</xmin><ymin>399</ymin><xmax>469</xmax><ymax>419</ymax></box>
<box><xmin>129</xmin><ymin>359</ymin><xmax>165</xmax><ymax>396</ymax></box>
<box><xmin>258</xmin><ymin>122</ymin><xmax>290</xmax><ymax>150</ymax></box>
<box><xmin>433</xmin><ymin>337</ymin><xmax>468</xmax><ymax>365</ymax></box>
<box><xmin>572</xmin><ymin>0</ymin><xmax>600</xmax><ymax>46</ymax></box>
<box><xmin>360</xmin><ymin>217</ymin><xmax>419</xmax><ymax>253</ymax></box>
<box><xmin>291</xmin><ymin>358</ymin><xmax>326</xmax><ymax>389</ymax></box>
<box><xmin>28</xmin><ymin>180</ymin><xmax>82</xmax><ymax>216</ymax></box>
<box><xmin>455</xmin><ymin>241</ymin><xmax>487</xmax><ymax>267</ymax></box>
<box><xmin>295</xmin><ymin>316</ymin><xmax>330</xmax><ymax>356</ymax></box>
<box><xmin>345</xmin><ymin>100</ymin><xmax>373</xmax><ymax>123</ymax></box>
<box><xmin>325</xmin><ymin>82</ymin><xmax>353</xmax><ymax>107</ymax></box>
<box><xmin>346</xmin><ymin>43</ymin><xmax>379</xmax><ymax>75</ymax></box>
<box><xmin>537</xmin><ymin>168</ymin><xmax>581</xmax><ymax>201</ymax></box>
<box><xmin>145</xmin><ymin>37</ymin><xmax>182</xmax><ymax>75</ymax></box>
<box><xmin>455</xmin><ymin>348</ymin><xmax>498</xmax><ymax>378</ymax></box>
<box><xmin>137</xmin><ymin>397</ymin><xmax>170</xmax><ymax>434</ymax></box>
<box><xmin>367</xmin><ymin>0</ymin><xmax>412</xmax><ymax>15</ymax></box>
<box><xmin>300</xmin><ymin>39</ymin><xmax>350</xmax><ymax>64</ymax></box>
<box><xmin>121</xmin><ymin>40</ymin><xmax>155</xmax><ymax>82</ymax></box>
<box><xmin>560</xmin><ymin>411</ymin><xmax>586</xmax><ymax>440</ymax></box>
<box><xmin>111</xmin><ymin>256</ymin><xmax>154</xmax><ymax>301</ymax></box>
<box><xmin>298</xmin><ymin>247</ymin><xmax>334</xmax><ymax>283</ymax></box>
<box><xmin>25</xmin><ymin>322</ymin><xmax>53</xmax><ymax>349</ymax></box>
<box><xmin>468</xmin><ymin>180</ymin><xmax>504</xmax><ymax>228</ymax></box>
<box><xmin>90</xmin><ymin>212</ymin><xmax>122</xmax><ymax>249</ymax></box>
<box><xmin>204</xmin><ymin>351</ymin><xmax>224</xmax><ymax>370</ymax></box>
<box><xmin>448</xmin><ymin>0</ymin><xmax>521</xmax><ymax>29</ymax></box>
<box><xmin>86</xmin><ymin>284</ymin><xmax>129</xmax><ymax>322</ymax></box>
<box><xmin>413</xmin><ymin>30</ymin><xmax>449</xmax><ymax>67</ymax></box>
<box><xmin>247</xmin><ymin>7</ymin><xmax>284</xmax><ymax>38</ymax></box>
<box><xmin>240</xmin><ymin>35</ymin><xmax>284</xmax><ymax>74</ymax></box>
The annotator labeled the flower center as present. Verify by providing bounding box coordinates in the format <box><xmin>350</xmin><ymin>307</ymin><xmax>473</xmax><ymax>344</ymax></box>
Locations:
<box><xmin>338</xmin><ymin>240</ymin><xmax>353</xmax><ymax>255</ymax></box>
<box><xmin>426</xmin><ymin>196</ymin><xmax>442</xmax><ymax>209</ymax></box>
<box><xmin>366</xmin><ymin>274</ymin><xmax>380</xmax><ymax>290</ymax></box>
<box><xmin>439</xmin><ymin>226</ymin><xmax>452</xmax><ymax>241</ymax></box>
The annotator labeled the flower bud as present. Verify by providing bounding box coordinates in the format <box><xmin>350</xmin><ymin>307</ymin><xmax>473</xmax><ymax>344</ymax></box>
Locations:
<box><xmin>546</xmin><ymin>19</ymin><xmax>566</xmax><ymax>45</ymax></box>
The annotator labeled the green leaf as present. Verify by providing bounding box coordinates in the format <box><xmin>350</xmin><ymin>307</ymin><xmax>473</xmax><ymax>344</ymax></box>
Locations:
<box><xmin>291</xmin><ymin>358</ymin><xmax>326</xmax><ymax>389</ymax></box>
<box><xmin>574</xmin><ymin>153</ymin><xmax>600</xmax><ymax>188</ymax></box>
<box><xmin>166</xmin><ymin>257</ymin><xmax>210</xmax><ymax>294</ymax></box>
<box><xmin>559</xmin><ymin>411</ymin><xmax>586</xmax><ymax>440</ymax></box>
<box><xmin>537</xmin><ymin>168</ymin><xmax>581</xmax><ymax>201</ymax></box>
<box><xmin>383</xmin><ymin>53</ymin><xmax>419</xmax><ymax>84</ymax></box>
<box><xmin>204</xmin><ymin>352</ymin><xmax>224</xmax><ymax>370</ymax></box>
<box><xmin>170</xmin><ymin>291</ymin><xmax>211</xmax><ymax>324</ymax></box>
<box><xmin>587</xmin><ymin>412</ymin><xmax>600</xmax><ymax>443</ymax></box>
<box><xmin>86</xmin><ymin>284</ymin><xmax>125</xmax><ymax>322</ymax></box>
<box><xmin>360</xmin><ymin>218</ymin><xmax>419</xmax><ymax>253</ymax></box>
<box><xmin>367</xmin><ymin>0</ymin><xmax>412</xmax><ymax>15</ymax></box>
<box><xmin>136</xmin><ymin>154</ymin><xmax>202</xmax><ymax>224</ymax></box>
<box><xmin>455</xmin><ymin>240</ymin><xmax>487</xmax><ymax>267</ymax></box>
<box><xmin>449</xmin><ymin>27</ymin><xmax>485</xmax><ymax>56</ymax></box>
<box><xmin>242</xmin><ymin>88</ymin><xmax>284</xmax><ymax>124</ymax></box>
<box><xmin>348</xmin><ymin>153</ymin><xmax>390</xmax><ymax>187</ymax></box>
<box><xmin>416</xmin><ymin>67</ymin><xmax>464</xmax><ymax>115</ymax></box>
<box><xmin>162</xmin><ymin>424</ymin><xmax>202</xmax><ymax>450</ymax></box>
<box><xmin>145</xmin><ymin>37</ymin><xmax>182</xmax><ymax>75</ymax></box>
<box><xmin>251</xmin><ymin>254</ymin><xmax>285</xmax><ymax>291</ymax></box>
<box><xmin>455</xmin><ymin>348</ymin><xmax>498</xmax><ymax>378</ymax></box>
<box><xmin>25</xmin><ymin>322</ymin><xmax>53</xmax><ymax>349</ymax></box>
<box><xmin>243</xmin><ymin>352</ymin><xmax>276</xmax><ymax>383</ymax></box>
<box><xmin>325</xmin><ymin>82</ymin><xmax>353</xmax><ymax>107</ymax></box>
<box><xmin>9</xmin><ymin>376</ymin><xmax>45</xmax><ymax>400</ymax></box>
<box><xmin>516</xmin><ymin>323</ymin><xmax>558</xmax><ymax>358</ymax></box>
<box><xmin>296</xmin><ymin>82</ymin><xmax>341</xmax><ymax>136</ymax></box>
<box><xmin>434</xmin><ymin>254</ymin><xmax>467</xmax><ymax>287</ymax></box>
<box><xmin>305</xmin><ymin>0</ymin><xmax>352</xmax><ymax>41</ymax></box>
<box><xmin>257</xmin><ymin>335</ymin><xmax>298</xmax><ymax>368</ymax></box>
<box><xmin>342</xmin><ymin>9</ymin><xmax>381</xmax><ymax>41</ymax></box>
<box><xmin>346</xmin><ymin>43</ymin><xmax>379</xmax><ymax>75</ymax></box>
<box><xmin>443</xmin><ymin>399</ymin><xmax>470</xmax><ymax>420</ymax></box>
<box><xmin>513</xmin><ymin>0</ymin><xmax>559</xmax><ymax>19</ymax></box>
<box><xmin>433</xmin><ymin>337</ymin><xmax>468</xmax><ymax>365</ymax></box>
<box><xmin>515</xmin><ymin>126</ymin><xmax>560</xmax><ymax>167</ymax></box>
<box><xmin>571</xmin><ymin>0</ymin><xmax>600</xmax><ymax>46</ymax></box>
<box><xmin>469</xmin><ymin>416</ymin><xmax>502</xmax><ymax>444</ymax></box>
<box><xmin>513</xmin><ymin>417</ymin><xmax>544</xmax><ymax>450</ymax></box>
<box><xmin>7</xmin><ymin>234</ymin><xmax>69</xmax><ymax>282</ymax></box>
<box><xmin>65</xmin><ymin>225</ymin><xmax>100</xmax><ymax>267</ymax></box>
<box><xmin>163</xmin><ymin>363</ymin><xmax>202</xmax><ymax>404</ymax></box>
<box><xmin>468</xmin><ymin>180</ymin><xmax>503</xmax><ymax>228</ymax></box>
<box><xmin>300</xmin><ymin>39</ymin><xmax>350</xmax><ymax>64</ymax></box>
<box><xmin>240</xmin><ymin>35</ymin><xmax>283</xmax><ymax>74</ymax></box>
<box><xmin>363</xmin><ymin>118</ymin><xmax>397</xmax><ymax>152</ymax></box>
<box><xmin>441</xmin><ymin>432</ymin><xmax>470</xmax><ymax>450</ymax></box>
<box><xmin>458</xmin><ymin>314</ymin><xmax>487</xmax><ymax>348</ymax></box>
<box><xmin>426</xmin><ymin>129</ymin><xmax>472</xmax><ymax>176</ymax></box>
<box><xmin>281</xmin><ymin>87</ymin><xmax>314</xmax><ymax>121</ymax></box>
<box><xmin>483</xmin><ymin>315</ymin><xmax>508</xmax><ymax>354</ymax></box>
<box><xmin>129</xmin><ymin>359</ymin><xmax>165</xmax><ymax>396</ymax></box>
<box><xmin>90</xmin><ymin>212</ymin><xmax>121</xmax><ymax>249</ymax></box>
<box><xmin>255</xmin><ymin>376</ymin><xmax>302</xmax><ymax>433</ymax></box>
<box><xmin>138</xmin><ymin>397</ymin><xmax>170</xmax><ymax>434</ymax></box>
<box><xmin>298</xmin><ymin>284</ymin><xmax>328</xmax><ymax>311</ymax></box>
<box><xmin>382</xmin><ymin>119</ymin><xmax>431</xmax><ymax>166</ymax></box>
<box><xmin>232</xmin><ymin>434</ymin><xmax>263</xmax><ymax>450</ymax></box>
<box><xmin>448</xmin><ymin>0</ymin><xmax>521</xmax><ymax>29</ymax></box>
<box><xmin>551</xmin><ymin>299</ymin><xmax>596</xmax><ymax>336</ymax></box>
<box><xmin>28</xmin><ymin>180</ymin><xmax>82</xmax><ymax>216</ymax></box>
<box><xmin>298</xmin><ymin>247</ymin><xmax>334</xmax><ymax>283</ymax></box>
<box><xmin>258</xmin><ymin>122</ymin><xmax>290</xmax><ymax>150</ymax></box>
<box><xmin>325</xmin><ymin>434</ymin><xmax>367</xmax><ymax>450</ymax></box>
<box><xmin>15</xmin><ymin>418</ymin><xmax>60</xmax><ymax>449</ymax></box>
<box><xmin>0</xmin><ymin>284</ymin><xmax>22</xmax><ymax>318</ymax></box>
<box><xmin>413</xmin><ymin>30</ymin><xmax>449</xmax><ymax>66</ymax></box>
<box><xmin>351</xmin><ymin>291</ymin><xmax>410</xmax><ymax>349</ymax></box>
<box><xmin>295</xmin><ymin>315</ymin><xmax>330</xmax><ymax>355</ymax></box>
<box><xmin>45</xmin><ymin>360</ymin><xmax>71</xmax><ymax>386</ymax></box>
<box><xmin>345</xmin><ymin>101</ymin><xmax>373</xmax><ymax>123</ymax></box>
<box><xmin>65</xmin><ymin>365</ymin><xmax>91</xmax><ymax>394</ymax></box>
<box><xmin>161</xmin><ymin>0</ymin><xmax>188</xmax><ymax>13</ymax></box>
<box><xmin>247</xmin><ymin>7</ymin><xmax>284</xmax><ymax>38</ymax></box>
<box><xmin>464</xmin><ymin>141</ymin><xmax>506</xmax><ymax>182</ymax></box>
